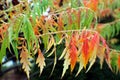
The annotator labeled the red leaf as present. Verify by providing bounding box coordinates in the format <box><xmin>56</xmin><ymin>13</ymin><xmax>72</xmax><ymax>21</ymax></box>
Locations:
<box><xmin>89</xmin><ymin>32</ymin><xmax>99</xmax><ymax>52</ymax></box>
<box><xmin>82</xmin><ymin>39</ymin><xmax>89</xmax><ymax>68</ymax></box>
<box><xmin>118</xmin><ymin>55</ymin><xmax>120</xmax><ymax>70</ymax></box>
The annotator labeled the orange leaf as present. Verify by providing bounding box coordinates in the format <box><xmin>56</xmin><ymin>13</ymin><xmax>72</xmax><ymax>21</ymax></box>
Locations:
<box><xmin>58</xmin><ymin>14</ymin><xmax>64</xmax><ymax>31</ymax></box>
<box><xmin>34</xmin><ymin>27</ymin><xmax>40</xmax><ymax>35</ymax></box>
<box><xmin>36</xmin><ymin>49</ymin><xmax>46</xmax><ymax>75</ymax></box>
<box><xmin>69</xmin><ymin>34</ymin><xmax>77</xmax><ymax>72</ymax></box>
<box><xmin>20</xmin><ymin>46</ymin><xmax>32</xmax><ymax>78</ymax></box>
<box><xmin>86</xmin><ymin>32</ymin><xmax>100</xmax><ymax>72</ymax></box>
<box><xmin>83</xmin><ymin>0</ymin><xmax>98</xmax><ymax>11</ymax></box>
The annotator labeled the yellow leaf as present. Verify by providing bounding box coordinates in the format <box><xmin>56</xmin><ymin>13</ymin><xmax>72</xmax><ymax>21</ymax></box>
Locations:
<box><xmin>47</xmin><ymin>47</ymin><xmax>56</xmax><ymax>57</ymax></box>
<box><xmin>36</xmin><ymin>49</ymin><xmax>46</xmax><ymax>75</ymax></box>
<box><xmin>59</xmin><ymin>47</ymin><xmax>68</xmax><ymax>60</ymax></box>
<box><xmin>46</xmin><ymin>35</ymin><xmax>55</xmax><ymax>53</ymax></box>
<box><xmin>76</xmin><ymin>55</ymin><xmax>84</xmax><ymax>76</ymax></box>
<box><xmin>49</xmin><ymin>48</ymin><xmax>57</xmax><ymax>77</ymax></box>
<box><xmin>61</xmin><ymin>50</ymin><xmax>70</xmax><ymax>78</ymax></box>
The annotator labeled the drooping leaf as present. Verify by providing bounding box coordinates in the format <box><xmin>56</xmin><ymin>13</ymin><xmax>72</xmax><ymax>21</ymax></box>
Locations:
<box><xmin>36</xmin><ymin>49</ymin><xmax>46</xmax><ymax>75</ymax></box>
<box><xmin>22</xmin><ymin>15</ymin><xmax>37</xmax><ymax>52</ymax></box>
<box><xmin>0</xmin><ymin>36</ymin><xmax>9</xmax><ymax>63</ymax></box>
<box><xmin>49</xmin><ymin>47</ymin><xmax>57</xmax><ymax>77</ymax></box>
<box><xmin>11</xmin><ymin>41</ymin><xmax>19</xmax><ymax>59</ymax></box>
<box><xmin>76</xmin><ymin>55</ymin><xmax>84</xmax><ymax>76</ymax></box>
<box><xmin>86</xmin><ymin>32</ymin><xmax>100</xmax><ymax>72</ymax></box>
<box><xmin>42</xmin><ymin>35</ymin><xmax>49</xmax><ymax>50</ymax></box>
<box><xmin>81</xmin><ymin>39</ymin><xmax>89</xmax><ymax>68</ymax></box>
<box><xmin>110</xmin><ymin>51</ymin><xmax>119</xmax><ymax>73</ymax></box>
<box><xmin>118</xmin><ymin>55</ymin><xmax>120</xmax><ymax>70</ymax></box>
<box><xmin>46</xmin><ymin>35</ymin><xmax>55</xmax><ymax>53</ymax></box>
<box><xmin>59</xmin><ymin>47</ymin><xmax>68</xmax><ymax>60</ymax></box>
<box><xmin>101</xmin><ymin>37</ymin><xmax>111</xmax><ymax>69</ymax></box>
<box><xmin>61</xmin><ymin>50</ymin><xmax>70</xmax><ymax>78</ymax></box>
<box><xmin>97</xmin><ymin>45</ymin><xmax>106</xmax><ymax>68</ymax></box>
<box><xmin>20</xmin><ymin>46</ymin><xmax>32</xmax><ymax>78</ymax></box>
<box><xmin>69</xmin><ymin>34</ymin><xmax>77</xmax><ymax>72</ymax></box>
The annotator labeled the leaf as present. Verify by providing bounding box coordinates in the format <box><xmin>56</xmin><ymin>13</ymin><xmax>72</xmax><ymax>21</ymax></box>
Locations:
<box><xmin>69</xmin><ymin>34</ymin><xmax>77</xmax><ymax>72</ymax></box>
<box><xmin>101</xmin><ymin>37</ymin><xmax>111</xmax><ymax>69</ymax></box>
<box><xmin>57</xmin><ymin>13</ymin><xmax>64</xmax><ymax>30</ymax></box>
<box><xmin>118</xmin><ymin>55</ymin><xmax>120</xmax><ymax>70</ymax></box>
<box><xmin>20</xmin><ymin>46</ymin><xmax>32</xmax><ymax>78</ymax></box>
<box><xmin>61</xmin><ymin>51</ymin><xmax>70</xmax><ymax>78</ymax></box>
<box><xmin>86</xmin><ymin>32</ymin><xmax>100</xmax><ymax>72</ymax></box>
<box><xmin>22</xmin><ymin>15</ymin><xmax>37</xmax><ymax>52</ymax></box>
<box><xmin>46</xmin><ymin>35</ymin><xmax>55</xmax><ymax>53</ymax></box>
<box><xmin>36</xmin><ymin>49</ymin><xmax>46</xmax><ymax>75</ymax></box>
<box><xmin>33</xmin><ymin>26</ymin><xmax>40</xmax><ymax>35</ymax></box>
<box><xmin>83</xmin><ymin>0</ymin><xmax>99</xmax><ymax>11</ymax></box>
<box><xmin>59</xmin><ymin>47</ymin><xmax>67</xmax><ymax>60</ymax></box>
<box><xmin>110</xmin><ymin>51</ymin><xmax>119</xmax><ymax>73</ymax></box>
<box><xmin>11</xmin><ymin>41</ymin><xmax>19</xmax><ymax>59</ymax></box>
<box><xmin>47</xmin><ymin>47</ymin><xmax>56</xmax><ymax>57</ymax></box>
<box><xmin>0</xmin><ymin>36</ymin><xmax>9</xmax><ymax>63</ymax></box>
<box><xmin>81</xmin><ymin>39</ymin><xmax>89</xmax><ymax>68</ymax></box>
<box><xmin>49</xmin><ymin>47</ymin><xmax>57</xmax><ymax>77</ymax></box>
<box><xmin>76</xmin><ymin>55</ymin><xmax>84</xmax><ymax>76</ymax></box>
<box><xmin>97</xmin><ymin>45</ymin><xmax>106</xmax><ymax>68</ymax></box>
<box><xmin>42</xmin><ymin>35</ymin><xmax>49</xmax><ymax>50</ymax></box>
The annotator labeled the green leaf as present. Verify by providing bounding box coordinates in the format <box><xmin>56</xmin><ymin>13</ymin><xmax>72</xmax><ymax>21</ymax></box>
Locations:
<box><xmin>42</xmin><ymin>35</ymin><xmax>49</xmax><ymax>50</ymax></box>
<box><xmin>11</xmin><ymin>41</ymin><xmax>18</xmax><ymax>59</ymax></box>
<box><xmin>0</xmin><ymin>37</ymin><xmax>9</xmax><ymax>63</ymax></box>
<box><xmin>22</xmin><ymin>15</ymin><xmax>37</xmax><ymax>53</ymax></box>
<box><xmin>110</xmin><ymin>51</ymin><xmax>119</xmax><ymax>73</ymax></box>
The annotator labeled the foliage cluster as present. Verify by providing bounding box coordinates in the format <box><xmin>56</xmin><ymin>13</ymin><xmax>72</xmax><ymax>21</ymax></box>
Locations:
<box><xmin>0</xmin><ymin>0</ymin><xmax>120</xmax><ymax>79</ymax></box>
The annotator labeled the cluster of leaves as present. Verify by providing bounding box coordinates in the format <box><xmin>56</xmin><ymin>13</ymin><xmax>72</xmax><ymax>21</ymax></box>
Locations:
<box><xmin>100</xmin><ymin>20</ymin><xmax>120</xmax><ymax>40</ymax></box>
<box><xmin>0</xmin><ymin>0</ymin><xmax>120</xmax><ymax>79</ymax></box>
